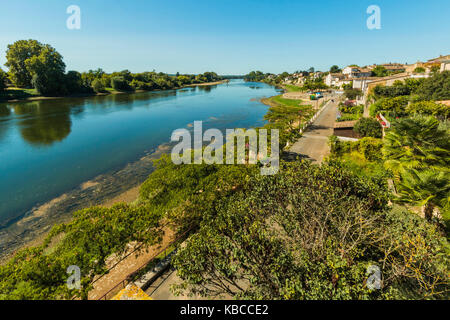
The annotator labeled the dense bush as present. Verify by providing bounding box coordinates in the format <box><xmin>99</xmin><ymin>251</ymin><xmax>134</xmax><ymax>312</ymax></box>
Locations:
<box><xmin>344</xmin><ymin>88</ymin><xmax>362</xmax><ymax>100</ymax></box>
<box><xmin>64</xmin><ymin>71</ymin><xmax>91</xmax><ymax>94</ymax></box>
<box><xmin>414</xmin><ymin>71</ymin><xmax>450</xmax><ymax>101</ymax></box>
<box><xmin>110</xmin><ymin>76</ymin><xmax>131</xmax><ymax>91</ymax></box>
<box><xmin>370</xmin><ymin>96</ymin><xmax>409</xmax><ymax>117</ymax></box>
<box><xmin>0</xmin><ymin>203</ymin><xmax>163</xmax><ymax>300</ymax></box>
<box><xmin>354</xmin><ymin>118</ymin><xmax>383</xmax><ymax>138</ymax></box>
<box><xmin>31</xmin><ymin>73</ymin><xmax>66</xmax><ymax>96</ymax></box>
<box><xmin>0</xmin><ymin>68</ymin><xmax>6</xmax><ymax>91</ymax></box>
<box><xmin>91</xmin><ymin>79</ymin><xmax>105</xmax><ymax>93</ymax></box>
<box><xmin>172</xmin><ymin>161</ymin><xmax>449</xmax><ymax>300</ymax></box>
<box><xmin>406</xmin><ymin>101</ymin><xmax>449</xmax><ymax>120</ymax></box>
<box><xmin>359</xmin><ymin>137</ymin><xmax>383</xmax><ymax>161</ymax></box>
<box><xmin>373</xmin><ymin>84</ymin><xmax>411</xmax><ymax>98</ymax></box>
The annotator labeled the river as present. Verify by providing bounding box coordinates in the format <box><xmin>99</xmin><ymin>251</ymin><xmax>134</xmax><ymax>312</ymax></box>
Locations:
<box><xmin>0</xmin><ymin>80</ymin><xmax>279</xmax><ymax>231</ymax></box>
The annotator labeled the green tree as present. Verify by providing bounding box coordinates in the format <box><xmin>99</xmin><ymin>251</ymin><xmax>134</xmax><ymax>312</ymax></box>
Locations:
<box><xmin>369</xmin><ymin>96</ymin><xmax>409</xmax><ymax>117</ymax></box>
<box><xmin>396</xmin><ymin>168</ymin><xmax>449</xmax><ymax>221</ymax></box>
<box><xmin>406</xmin><ymin>101</ymin><xmax>450</xmax><ymax>120</ymax></box>
<box><xmin>414</xmin><ymin>71</ymin><xmax>450</xmax><ymax>101</ymax></box>
<box><xmin>354</xmin><ymin>117</ymin><xmax>383</xmax><ymax>138</ymax></box>
<box><xmin>371</xmin><ymin>66</ymin><xmax>388</xmax><ymax>77</ymax></box>
<box><xmin>383</xmin><ymin>116</ymin><xmax>450</xmax><ymax>178</ymax></box>
<box><xmin>413</xmin><ymin>67</ymin><xmax>426</xmax><ymax>73</ymax></box>
<box><xmin>0</xmin><ymin>68</ymin><xmax>7</xmax><ymax>91</ymax></box>
<box><xmin>344</xmin><ymin>88</ymin><xmax>362</xmax><ymax>100</ymax></box>
<box><xmin>91</xmin><ymin>79</ymin><xmax>105</xmax><ymax>93</ymax></box>
<box><xmin>330</xmin><ymin>65</ymin><xmax>341</xmax><ymax>73</ymax></box>
<box><xmin>26</xmin><ymin>44</ymin><xmax>67</xmax><ymax>95</ymax></box>
<box><xmin>5</xmin><ymin>39</ymin><xmax>44</xmax><ymax>87</ymax></box>
<box><xmin>110</xmin><ymin>76</ymin><xmax>130</xmax><ymax>91</ymax></box>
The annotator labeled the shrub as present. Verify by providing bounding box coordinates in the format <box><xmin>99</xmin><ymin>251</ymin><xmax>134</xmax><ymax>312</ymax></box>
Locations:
<box><xmin>344</xmin><ymin>88</ymin><xmax>362</xmax><ymax>100</ymax></box>
<box><xmin>358</xmin><ymin>137</ymin><xmax>383</xmax><ymax>161</ymax></box>
<box><xmin>91</xmin><ymin>79</ymin><xmax>105</xmax><ymax>93</ymax></box>
<box><xmin>414</xmin><ymin>71</ymin><xmax>450</xmax><ymax>101</ymax></box>
<box><xmin>370</xmin><ymin>96</ymin><xmax>409</xmax><ymax>117</ymax></box>
<box><xmin>373</xmin><ymin>84</ymin><xmax>411</xmax><ymax>98</ymax></box>
<box><xmin>110</xmin><ymin>76</ymin><xmax>130</xmax><ymax>91</ymax></box>
<box><xmin>413</xmin><ymin>67</ymin><xmax>426</xmax><ymax>73</ymax></box>
<box><xmin>406</xmin><ymin>101</ymin><xmax>449</xmax><ymax>120</ymax></box>
<box><xmin>354</xmin><ymin>118</ymin><xmax>382</xmax><ymax>138</ymax></box>
<box><xmin>32</xmin><ymin>73</ymin><xmax>67</xmax><ymax>96</ymax></box>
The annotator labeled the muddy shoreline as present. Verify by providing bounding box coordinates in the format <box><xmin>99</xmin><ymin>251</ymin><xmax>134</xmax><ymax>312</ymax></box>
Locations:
<box><xmin>0</xmin><ymin>143</ymin><xmax>174</xmax><ymax>263</ymax></box>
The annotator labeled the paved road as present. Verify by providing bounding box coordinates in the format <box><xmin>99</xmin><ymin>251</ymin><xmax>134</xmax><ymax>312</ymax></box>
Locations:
<box><xmin>288</xmin><ymin>97</ymin><xmax>338</xmax><ymax>163</ymax></box>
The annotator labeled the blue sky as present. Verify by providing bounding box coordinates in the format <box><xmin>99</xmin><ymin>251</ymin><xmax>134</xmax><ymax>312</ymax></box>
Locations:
<box><xmin>1</xmin><ymin>0</ymin><xmax>449</xmax><ymax>74</ymax></box>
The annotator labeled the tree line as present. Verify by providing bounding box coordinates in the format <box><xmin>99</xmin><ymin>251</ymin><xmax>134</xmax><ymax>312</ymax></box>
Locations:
<box><xmin>0</xmin><ymin>40</ymin><xmax>223</xmax><ymax>97</ymax></box>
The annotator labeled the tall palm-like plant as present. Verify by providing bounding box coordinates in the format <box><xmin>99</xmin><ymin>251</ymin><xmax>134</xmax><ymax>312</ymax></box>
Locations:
<box><xmin>396</xmin><ymin>168</ymin><xmax>450</xmax><ymax>221</ymax></box>
<box><xmin>383</xmin><ymin>116</ymin><xmax>450</xmax><ymax>179</ymax></box>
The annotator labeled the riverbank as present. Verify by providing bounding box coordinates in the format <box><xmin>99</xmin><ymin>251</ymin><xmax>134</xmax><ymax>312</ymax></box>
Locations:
<box><xmin>0</xmin><ymin>79</ymin><xmax>267</xmax><ymax>264</ymax></box>
<box><xmin>0</xmin><ymin>142</ymin><xmax>173</xmax><ymax>264</ymax></box>
<box><xmin>0</xmin><ymin>80</ymin><xmax>230</xmax><ymax>103</ymax></box>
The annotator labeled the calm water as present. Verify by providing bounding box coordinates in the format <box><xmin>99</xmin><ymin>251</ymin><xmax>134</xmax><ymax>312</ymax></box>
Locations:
<box><xmin>0</xmin><ymin>80</ymin><xmax>279</xmax><ymax>226</ymax></box>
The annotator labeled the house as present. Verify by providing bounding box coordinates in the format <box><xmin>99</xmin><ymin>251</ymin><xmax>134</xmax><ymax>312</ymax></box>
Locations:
<box><xmin>441</xmin><ymin>60</ymin><xmax>450</xmax><ymax>72</ymax></box>
<box><xmin>427</xmin><ymin>55</ymin><xmax>450</xmax><ymax>64</ymax></box>
<box><xmin>352</xmin><ymin>77</ymin><xmax>383</xmax><ymax>90</ymax></box>
<box><xmin>325</xmin><ymin>73</ymin><xmax>344</xmax><ymax>87</ymax></box>
<box><xmin>381</xmin><ymin>63</ymin><xmax>406</xmax><ymax>73</ymax></box>
<box><xmin>325</xmin><ymin>73</ymin><xmax>352</xmax><ymax>88</ymax></box>
<box><xmin>342</xmin><ymin>66</ymin><xmax>371</xmax><ymax>78</ymax></box>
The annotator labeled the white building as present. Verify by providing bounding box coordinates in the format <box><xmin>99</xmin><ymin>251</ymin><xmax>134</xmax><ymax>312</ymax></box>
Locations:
<box><xmin>342</xmin><ymin>66</ymin><xmax>372</xmax><ymax>78</ymax></box>
<box><xmin>441</xmin><ymin>60</ymin><xmax>450</xmax><ymax>72</ymax></box>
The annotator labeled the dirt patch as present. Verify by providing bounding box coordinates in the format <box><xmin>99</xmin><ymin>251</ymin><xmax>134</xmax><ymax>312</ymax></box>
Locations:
<box><xmin>81</xmin><ymin>181</ymin><xmax>100</xmax><ymax>190</ymax></box>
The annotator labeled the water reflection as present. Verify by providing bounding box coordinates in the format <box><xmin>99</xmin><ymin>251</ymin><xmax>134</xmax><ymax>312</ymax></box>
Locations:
<box><xmin>13</xmin><ymin>102</ymin><xmax>73</xmax><ymax>147</ymax></box>
<box><xmin>0</xmin><ymin>86</ymin><xmax>215</xmax><ymax>147</ymax></box>
<box><xmin>0</xmin><ymin>105</ymin><xmax>11</xmax><ymax>141</ymax></box>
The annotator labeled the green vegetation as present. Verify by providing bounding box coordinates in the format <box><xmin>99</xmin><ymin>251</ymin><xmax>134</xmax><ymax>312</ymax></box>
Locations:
<box><xmin>303</xmin><ymin>77</ymin><xmax>328</xmax><ymax>91</ymax></box>
<box><xmin>172</xmin><ymin>161</ymin><xmax>449</xmax><ymax>299</ymax></box>
<box><xmin>1</xmin><ymin>59</ymin><xmax>449</xmax><ymax>301</ymax></box>
<box><xmin>371</xmin><ymin>65</ymin><xmax>389</xmax><ymax>77</ymax></box>
<box><xmin>344</xmin><ymin>88</ymin><xmax>362</xmax><ymax>100</ymax></box>
<box><xmin>284</xmin><ymin>84</ymin><xmax>304</xmax><ymax>92</ymax></box>
<box><xmin>354</xmin><ymin>118</ymin><xmax>383</xmax><ymax>138</ymax></box>
<box><xmin>0</xmin><ymin>203</ymin><xmax>163</xmax><ymax>299</ymax></box>
<box><xmin>406</xmin><ymin>101</ymin><xmax>449</xmax><ymax>121</ymax></box>
<box><xmin>1</xmin><ymin>39</ymin><xmax>224</xmax><ymax>101</ymax></box>
<box><xmin>370</xmin><ymin>96</ymin><xmax>409</xmax><ymax>118</ymax></box>
<box><xmin>383</xmin><ymin>116</ymin><xmax>449</xmax><ymax>222</ymax></box>
<box><xmin>329</xmin><ymin>65</ymin><xmax>341</xmax><ymax>73</ymax></box>
<box><xmin>414</xmin><ymin>71</ymin><xmax>450</xmax><ymax>101</ymax></box>
<box><xmin>337</xmin><ymin>102</ymin><xmax>363</xmax><ymax>122</ymax></box>
<box><xmin>414</xmin><ymin>67</ymin><xmax>426</xmax><ymax>73</ymax></box>
<box><xmin>0</xmin><ymin>68</ymin><xmax>6</xmax><ymax>91</ymax></box>
<box><xmin>262</xmin><ymin>95</ymin><xmax>314</xmax><ymax>147</ymax></box>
